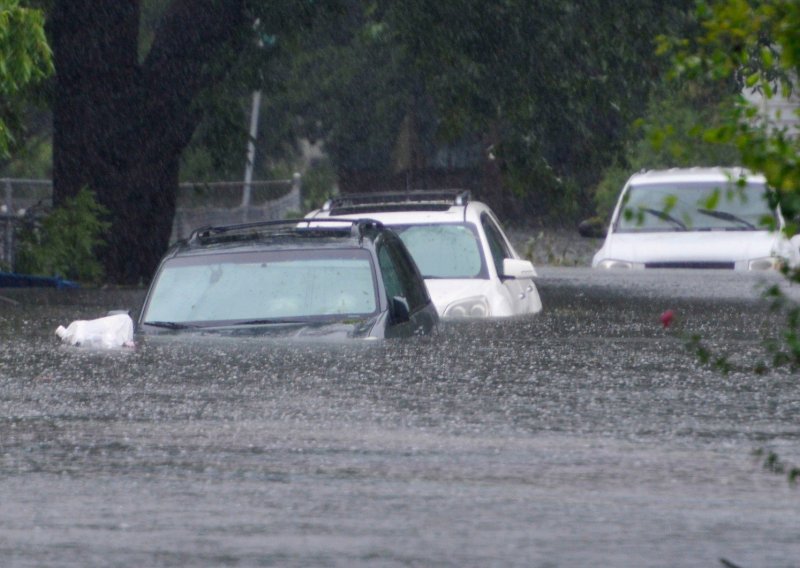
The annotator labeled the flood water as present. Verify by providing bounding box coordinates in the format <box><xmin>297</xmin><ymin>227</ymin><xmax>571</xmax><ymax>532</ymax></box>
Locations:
<box><xmin>1</xmin><ymin>267</ymin><xmax>799</xmax><ymax>567</ymax></box>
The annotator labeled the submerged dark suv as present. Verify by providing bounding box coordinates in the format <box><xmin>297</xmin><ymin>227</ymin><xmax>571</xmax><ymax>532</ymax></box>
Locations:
<box><xmin>138</xmin><ymin>219</ymin><xmax>439</xmax><ymax>339</ymax></box>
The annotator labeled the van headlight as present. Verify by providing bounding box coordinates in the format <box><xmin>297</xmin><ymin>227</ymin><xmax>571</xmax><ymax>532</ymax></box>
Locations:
<box><xmin>748</xmin><ymin>257</ymin><xmax>782</xmax><ymax>271</ymax></box>
<box><xmin>444</xmin><ymin>296</ymin><xmax>490</xmax><ymax>318</ymax></box>
<box><xmin>597</xmin><ymin>259</ymin><xmax>635</xmax><ymax>269</ymax></box>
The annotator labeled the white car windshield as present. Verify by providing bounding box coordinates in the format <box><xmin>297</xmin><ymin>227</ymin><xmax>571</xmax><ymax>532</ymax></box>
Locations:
<box><xmin>616</xmin><ymin>181</ymin><xmax>776</xmax><ymax>232</ymax></box>
<box><xmin>391</xmin><ymin>223</ymin><xmax>486</xmax><ymax>279</ymax></box>
<box><xmin>142</xmin><ymin>249</ymin><xmax>378</xmax><ymax>325</ymax></box>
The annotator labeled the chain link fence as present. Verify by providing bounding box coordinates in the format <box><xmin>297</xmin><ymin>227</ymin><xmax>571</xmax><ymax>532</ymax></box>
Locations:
<box><xmin>1</xmin><ymin>174</ymin><xmax>302</xmax><ymax>270</ymax></box>
<box><xmin>172</xmin><ymin>173</ymin><xmax>301</xmax><ymax>241</ymax></box>
<box><xmin>1</xmin><ymin>178</ymin><xmax>53</xmax><ymax>269</ymax></box>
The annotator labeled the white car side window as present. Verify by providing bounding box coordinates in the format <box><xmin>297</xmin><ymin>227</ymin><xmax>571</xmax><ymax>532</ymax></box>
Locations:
<box><xmin>480</xmin><ymin>214</ymin><xmax>511</xmax><ymax>275</ymax></box>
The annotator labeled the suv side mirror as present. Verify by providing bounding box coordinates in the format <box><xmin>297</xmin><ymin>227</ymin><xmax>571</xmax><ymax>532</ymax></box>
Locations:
<box><xmin>578</xmin><ymin>217</ymin><xmax>607</xmax><ymax>239</ymax></box>
<box><xmin>391</xmin><ymin>296</ymin><xmax>410</xmax><ymax>324</ymax></box>
<box><xmin>501</xmin><ymin>258</ymin><xmax>537</xmax><ymax>279</ymax></box>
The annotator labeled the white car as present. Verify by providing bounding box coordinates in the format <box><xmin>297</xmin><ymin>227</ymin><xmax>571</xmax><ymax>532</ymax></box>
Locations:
<box><xmin>588</xmin><ymin>167</ymin><xmax>800</xmax><ymax>270</ymax></box>
<box><xmin>306</xmin><ymin>191</ymin><xmax>542</xmax><ymax>318</ymax></box>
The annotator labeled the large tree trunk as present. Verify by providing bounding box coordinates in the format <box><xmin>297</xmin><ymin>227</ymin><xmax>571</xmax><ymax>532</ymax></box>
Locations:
<box><xmin>50</xmin><ymin>0</ymin><xmax>244</xmax><ymax>284</ymax></box>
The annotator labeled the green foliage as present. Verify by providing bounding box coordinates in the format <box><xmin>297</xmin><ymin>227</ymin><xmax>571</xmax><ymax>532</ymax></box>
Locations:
<box><xmin>272</xmin><ymin>4</ymin><xmax>412</xmax><ymax>173</ymax></box>
<box><xmin>655</xmin><ymin>0</ymin><xmax>800</xmax><ymax>368</ymax></box>
<box><xmin>62</xmin><ymin>1</ymin><xmax>704</xmax><ymax>224</ymax></box>
<box><xmin>1</xmin><ymin>135</ymin><xmax>51</xmax><ymax>177</ymax></box>
<box><xmin>0</xmin><ymin>0</ymin><xmax>52</xmax><ymax>157</ymax></box>
<box><xmin>659</xmin><ymin>0</ymin><xmax>800</xmax><ymax>231</ymax></box>
<box><xmin>685</xmin><ymin>333</ymin><xmax>733</xmax><ymax>374</ymax></box>
<box><xmin>752</xmin><ymin>448</ymin><xmax>800</xmax><ymax>486</ymax></box>
<box><xmin>301</xmin><ymin>158</ymin><xmax>338</xmax><ymax>211</ymax></box>
<box><xmin>180</xmin><ymin>86</ymin><xmax>256</xmax><ymax>182</ymax></box>
<box><xmin>236</xmin><ymin>0</ymin><xmax>699</xmax><ymax>221</ymax></box>
<box><xmin>593</xmin><ymin>163</ymin><xmax>632</xmax><ymax>221</ymax></box>
<box><xmin>386</xmin><ymin>0</ymin><xmax>696</xmax><ymax>218</ymax></box>
<box><xmin>593</xmin><ymin>80</ymin><xmax>741</xmax><ymax>219</ymax></box>
<box><xmin>763</xmin><ymin>283</ymin><xmax>800</xmax><ymax>369</ymax></box>
<box><xmin>665</xmin><ymin>278</ymin><xmax>800</xmax><ymax>376</ymax></box>
<box><xmin>176</xmin><ymin>1</ymin><xmax>344</xmax><ymax>185</ymax></box>
<box><xmin>16</xmin><ymin>188</ymin><xmax>110</xmax><ymax>283</ymax></box>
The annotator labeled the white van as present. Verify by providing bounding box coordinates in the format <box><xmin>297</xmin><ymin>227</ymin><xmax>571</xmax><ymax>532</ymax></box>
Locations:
<box><xmin>589</xmin><ymin>167</ymin><xmax>800</xmax><ymax>270</ymax></box>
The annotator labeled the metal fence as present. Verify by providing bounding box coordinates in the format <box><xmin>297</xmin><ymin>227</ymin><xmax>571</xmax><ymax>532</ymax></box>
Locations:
<box><xmin>172</xmin><ymin>173</ymin><xmax>302</xmax><ymax>241</ymax></box>
<box><xmin>1</xmin><ymin>178</ymin><xmax>53</xmax><ymax>269</ymax></box>
<box><xmin>0</xmin><ymin>174</ymin><xmax>302</xmax><ymax>270</ymax></box>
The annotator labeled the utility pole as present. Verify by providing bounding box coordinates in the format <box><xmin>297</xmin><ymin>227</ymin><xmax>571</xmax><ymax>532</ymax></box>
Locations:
<box><xmin>241</xmin><ymin>89</ymin><xmax>262</xmax><ymax>221</ymax></box>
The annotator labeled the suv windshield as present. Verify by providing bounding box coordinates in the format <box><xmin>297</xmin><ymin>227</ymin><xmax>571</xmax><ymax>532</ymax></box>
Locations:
<box><xmin>391</xmin><ymin>223</ymin><xmax>486</xmax><ymax>278</ymax></box>
<box><xmin>142</xmin><ymin>249</ymin><xmax>378</xmax><ymax>325</ymax></box>
<box><xmin>616</xmin><ymin>181</ymin><xmax>775</xmax><ymax>232</ymax></box>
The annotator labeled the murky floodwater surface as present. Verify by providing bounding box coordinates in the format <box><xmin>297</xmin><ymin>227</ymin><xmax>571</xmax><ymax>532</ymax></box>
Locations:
<box><xmin>1</xmin><ymin>268</ymin><xmax>798</xmax><ymax>567</ymax></box>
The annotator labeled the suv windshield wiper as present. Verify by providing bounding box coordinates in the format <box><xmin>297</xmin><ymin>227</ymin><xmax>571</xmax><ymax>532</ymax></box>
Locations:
<box><xmin>142</xmin><ymin>321</ymin><xmax>200</xmax><ymax>329</ymax></box>
<box><xmin>640</xmin><ymin>208</ymin><xmax>687</xmax><ymax>230</ymax></box>
<box><xmin>231</xmin><ymin>318</ymin><xmax>309</xmax><ymax>326</ymax></box>
<box><xmin>696</xmin><ymin>208</ymin><xmax>756</xmax><ymax>229</ymax></box>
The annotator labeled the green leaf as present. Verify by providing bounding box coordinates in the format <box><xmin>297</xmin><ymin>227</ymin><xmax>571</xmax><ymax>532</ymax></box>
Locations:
<box><xmin>761</xmin><ymin>47</ymin><xmax>773</xmax><ymax>67</ymax></box>
<box><xmin>703</xmin><ymin>188</ymin><xmax>720</xmax><ymax>210</ymax></box>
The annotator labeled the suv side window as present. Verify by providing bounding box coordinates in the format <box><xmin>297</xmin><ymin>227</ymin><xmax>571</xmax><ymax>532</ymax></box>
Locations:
<box><xmin>389</xmin><ymin>238</ymin><xmax>429</xmax><ymax>312</ymax></box>
<box><xmin>480</xmin><ymin>213</ymin><xmax>512</xmax><ymax>276</ymax></box>
<box><xmin>378</xmin><ymin>244</ymin><xmax>404</xmax><ymax>302</ymax></box>
<box><xmin>377</xmin><ymin>237</ymin><xmax>428</xmax><ymax>312</ymax></box>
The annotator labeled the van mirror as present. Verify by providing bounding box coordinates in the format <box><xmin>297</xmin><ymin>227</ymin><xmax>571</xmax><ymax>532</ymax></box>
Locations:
<box><xmin>578</xmin><ymin>217</ymin><xmax>607</xmax><ymax>239</ymax></box>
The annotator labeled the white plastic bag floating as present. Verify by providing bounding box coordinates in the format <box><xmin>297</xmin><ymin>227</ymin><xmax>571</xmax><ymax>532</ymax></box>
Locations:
<box><xmin>55</xmin><ymin>313</ymin><xmax>134</xmax><ymax>349</ymax></box>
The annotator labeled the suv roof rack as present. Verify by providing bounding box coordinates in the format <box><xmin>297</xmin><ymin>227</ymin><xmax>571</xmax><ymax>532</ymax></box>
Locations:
<box><xmin>322</xmin><ymin>189</ymin><xmax>471</xmax><ymax>214</ymax></box>
<box><xmin>188</xmin><ymin>218</ymin><xmax>384</xmax><ymax>245</ymax></box>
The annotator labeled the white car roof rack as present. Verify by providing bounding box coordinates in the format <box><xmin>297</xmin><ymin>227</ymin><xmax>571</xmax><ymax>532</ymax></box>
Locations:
<box><xmin>322</xmin><ymin>190</ymin><xmax>471</xmax><ymax>214</ymax></box>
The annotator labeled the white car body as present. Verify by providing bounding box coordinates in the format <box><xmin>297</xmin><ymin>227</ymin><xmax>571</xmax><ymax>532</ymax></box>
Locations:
<box><xmin>593</xmin><ymin>167</ymin><xmax>800</xmax><ymax>270</ymax></box>
<box><xmin>306</xmin><ymin>192</ymin><xmax>542</xmax><ymax>318</ymax></box>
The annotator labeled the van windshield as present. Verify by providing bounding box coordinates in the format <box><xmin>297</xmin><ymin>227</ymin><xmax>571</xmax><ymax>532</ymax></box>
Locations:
<box><xmin>615</xmin><ymin>181</ymin><xmax>776</xmax><ymax>232</ymax></box>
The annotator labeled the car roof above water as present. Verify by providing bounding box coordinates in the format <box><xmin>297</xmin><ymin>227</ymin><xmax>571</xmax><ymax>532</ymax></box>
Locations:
<box><xmin>166</xmin><ymin>218</ymin><xmax>386</xmax><ymax>258</ymax></box>
<box><xmin>626</xmin><ymin>167</ymin><xmax>766</xmax><ymax>187</ymax></box>
<box><xmin>310</xmin><ymin>189</ymin><xmax>494</xmax><ymax>224</ymax></box>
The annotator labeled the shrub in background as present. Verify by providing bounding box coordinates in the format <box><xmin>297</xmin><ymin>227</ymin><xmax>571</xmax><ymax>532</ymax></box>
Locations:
<box><xmin>300</xmin><ymin>158</ymin><xmax>338</xmax><ymax>212</ymax></box>
<box><xmin>593</xmin><ymin>81</ymin><xmax>740</xmax><ymax>221</ymax></box>
<box><xmin>15</xmin><ymin>187</ymin><xmax>110</xmax><ymax>284</ymax></box>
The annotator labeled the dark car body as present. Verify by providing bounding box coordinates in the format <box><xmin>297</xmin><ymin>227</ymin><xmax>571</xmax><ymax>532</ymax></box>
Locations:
<box><xmin>138</xmin><ymin>219</ymin><xmax>439</xmax><ymax>340</ymax></box>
